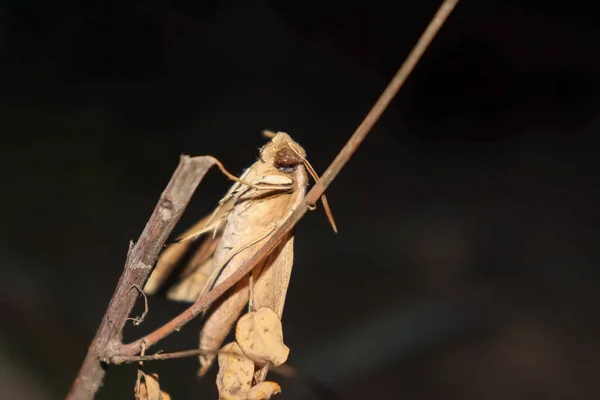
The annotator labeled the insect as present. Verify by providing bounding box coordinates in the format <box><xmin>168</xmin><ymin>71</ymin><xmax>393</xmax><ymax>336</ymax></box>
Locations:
<box><xmin>144</xmin><ymin>131</ymin><xmax>336</xmax><ymax>379</ymax></box>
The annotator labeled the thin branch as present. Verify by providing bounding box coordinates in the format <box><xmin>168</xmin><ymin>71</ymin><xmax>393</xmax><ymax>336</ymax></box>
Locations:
<box><xmin>67</xmin><ymin>155</ymin><xmax>220</xmax><ymax>400</ymax></box>
<box><xmin>110</xmin><ymin>348</ymin><xmax>298</xmax><ymax>366</ymax></box>
<box><xmin>110</xmin><ymin>349</ymin><xmax>209</xmax><ymax>365</ymax></box>
<box><xmin>110</xmin><ymin>0</ymin><xmax>459</xmax><ymax>361</ymax></box>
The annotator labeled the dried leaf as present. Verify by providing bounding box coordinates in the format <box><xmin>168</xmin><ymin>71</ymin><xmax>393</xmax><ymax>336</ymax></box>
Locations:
<box><xmin>247</xmin><ymin>382</ymin><xmax>282</xmax><ymax>400</ymax></box>
<box><xmin>216</xmin><ymin>342</ymin><xmax>255</xmax><ymax>400</ymax></box>
<box><xmin>236</xmin><ymin>307</ymin><xmax>289</xmax><ymax>367</ymax></box>
<box><xmin>138</xmin><ymin>372</ymin><xmax>171</xmax><ymax>400</ymax></box>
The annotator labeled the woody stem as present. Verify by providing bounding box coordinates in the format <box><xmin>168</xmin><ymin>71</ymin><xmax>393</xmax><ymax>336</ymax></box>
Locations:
<box><xmin>66</xmin><ymin>155</ymin><xmax>222</xmax><ymax>400</ymax></box>
<box><xmin>107</xmin><ymin>0</ymin><xmax>459</xmax><ymax>361</ymax></box>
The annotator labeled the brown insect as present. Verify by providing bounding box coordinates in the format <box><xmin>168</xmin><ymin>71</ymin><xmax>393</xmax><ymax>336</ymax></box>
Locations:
<box><xmin>144</xmin><ymin>131</ymin><xmax>336</xmax><ymax>379</ymax></box>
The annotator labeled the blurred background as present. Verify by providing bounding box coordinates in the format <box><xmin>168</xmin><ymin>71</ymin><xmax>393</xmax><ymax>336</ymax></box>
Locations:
<box><xmin>1</xmin><ymin>0</ymin><xmax>599</xmax><ymax>399</ymax></box>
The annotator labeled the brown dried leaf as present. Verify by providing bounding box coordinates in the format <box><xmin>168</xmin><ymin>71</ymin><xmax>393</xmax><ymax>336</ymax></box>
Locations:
<box><xmin>235</xmin><ymin>307</ymin><xmax>289</xmax><ymax>367</ymax></box>
<box><xmin>216</xmin><ymin>342</ymin><xmax>255</xmax><ymax>400</ymax></box>
<box><xmin>138</xmin><ymin>372</ymin><xmax>171</xmax><ymax>400</ymax></box>
<box><xmin>247</xmin><ymin>382</ymin><xmax>282</xmax><ymax>400</ymax></box>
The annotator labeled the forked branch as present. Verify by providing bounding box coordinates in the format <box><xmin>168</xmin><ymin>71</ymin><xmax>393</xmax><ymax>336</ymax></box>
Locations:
<box><xmin>111</xmin><ymin>0</ymin><xmax>459</xmax><ymax>360</ymax></box>
<box><xmin>67</xmin><ymin>156</ymin><xmax>220</xmax><ymax>399</ymax></box>
<box><xmin>67</xmin><ymin>0</ymin><xmax>458</xmax><ymax>398</ymax></box>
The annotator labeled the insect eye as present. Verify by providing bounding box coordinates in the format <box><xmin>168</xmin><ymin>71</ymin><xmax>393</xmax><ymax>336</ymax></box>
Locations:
<box><xmin>274</xmin><ymin>147</ymin><xmax>302</xmax><ymax>173</ymax></box>
<box><xmin>277</xmin><ymin>164</ymin><xmax>297</xmax><ymax>173</ymax></box>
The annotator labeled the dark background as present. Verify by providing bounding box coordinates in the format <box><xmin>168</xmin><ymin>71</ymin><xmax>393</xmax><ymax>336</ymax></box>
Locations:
<box><xmin>1</xmin><ymin>1</ymin><xmax>599</xmax><ymax>399</ymax></box>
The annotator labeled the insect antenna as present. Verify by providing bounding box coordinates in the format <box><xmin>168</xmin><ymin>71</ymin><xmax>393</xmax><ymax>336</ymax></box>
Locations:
<box><xmin>262</xmin><ymin>129</ymin><xmax>277</xmax><ymax>138</ymax></box>
<box><xmin>300</xmin><ymin>158</ymin><xmax>338</xmax><ymax>233</ymax></box>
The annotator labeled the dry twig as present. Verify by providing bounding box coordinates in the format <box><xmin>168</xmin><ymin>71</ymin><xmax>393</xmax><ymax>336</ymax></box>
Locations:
<box><xmin>111</xmin><ymin>0</ymin><xmax>458</xmax><ymax>360</ymax></box>
<box><xmin>67</xmin><ymin>1</ymin><xmax>458</xmax><ymax>398</ymax></box>
<box><xmin>110</xmin><ymin>349</ymin><xmax>209</xmax><ymax>365</ymax></box>
<box><xmin>67</xmin><ymin>156</ymin><xmax>220</xmax><ymax>399</ymax></box>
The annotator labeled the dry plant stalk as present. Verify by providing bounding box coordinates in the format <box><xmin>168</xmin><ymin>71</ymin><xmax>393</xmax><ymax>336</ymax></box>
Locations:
<box><xmin>67</xmin><ymin>1</ymin><xmax>459</xmax><ymax>398</ymax></box>
<box><xmin>66</xmin><ymin>155</ymin><xmax>221</xmax><ymax>400</ymax></box>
